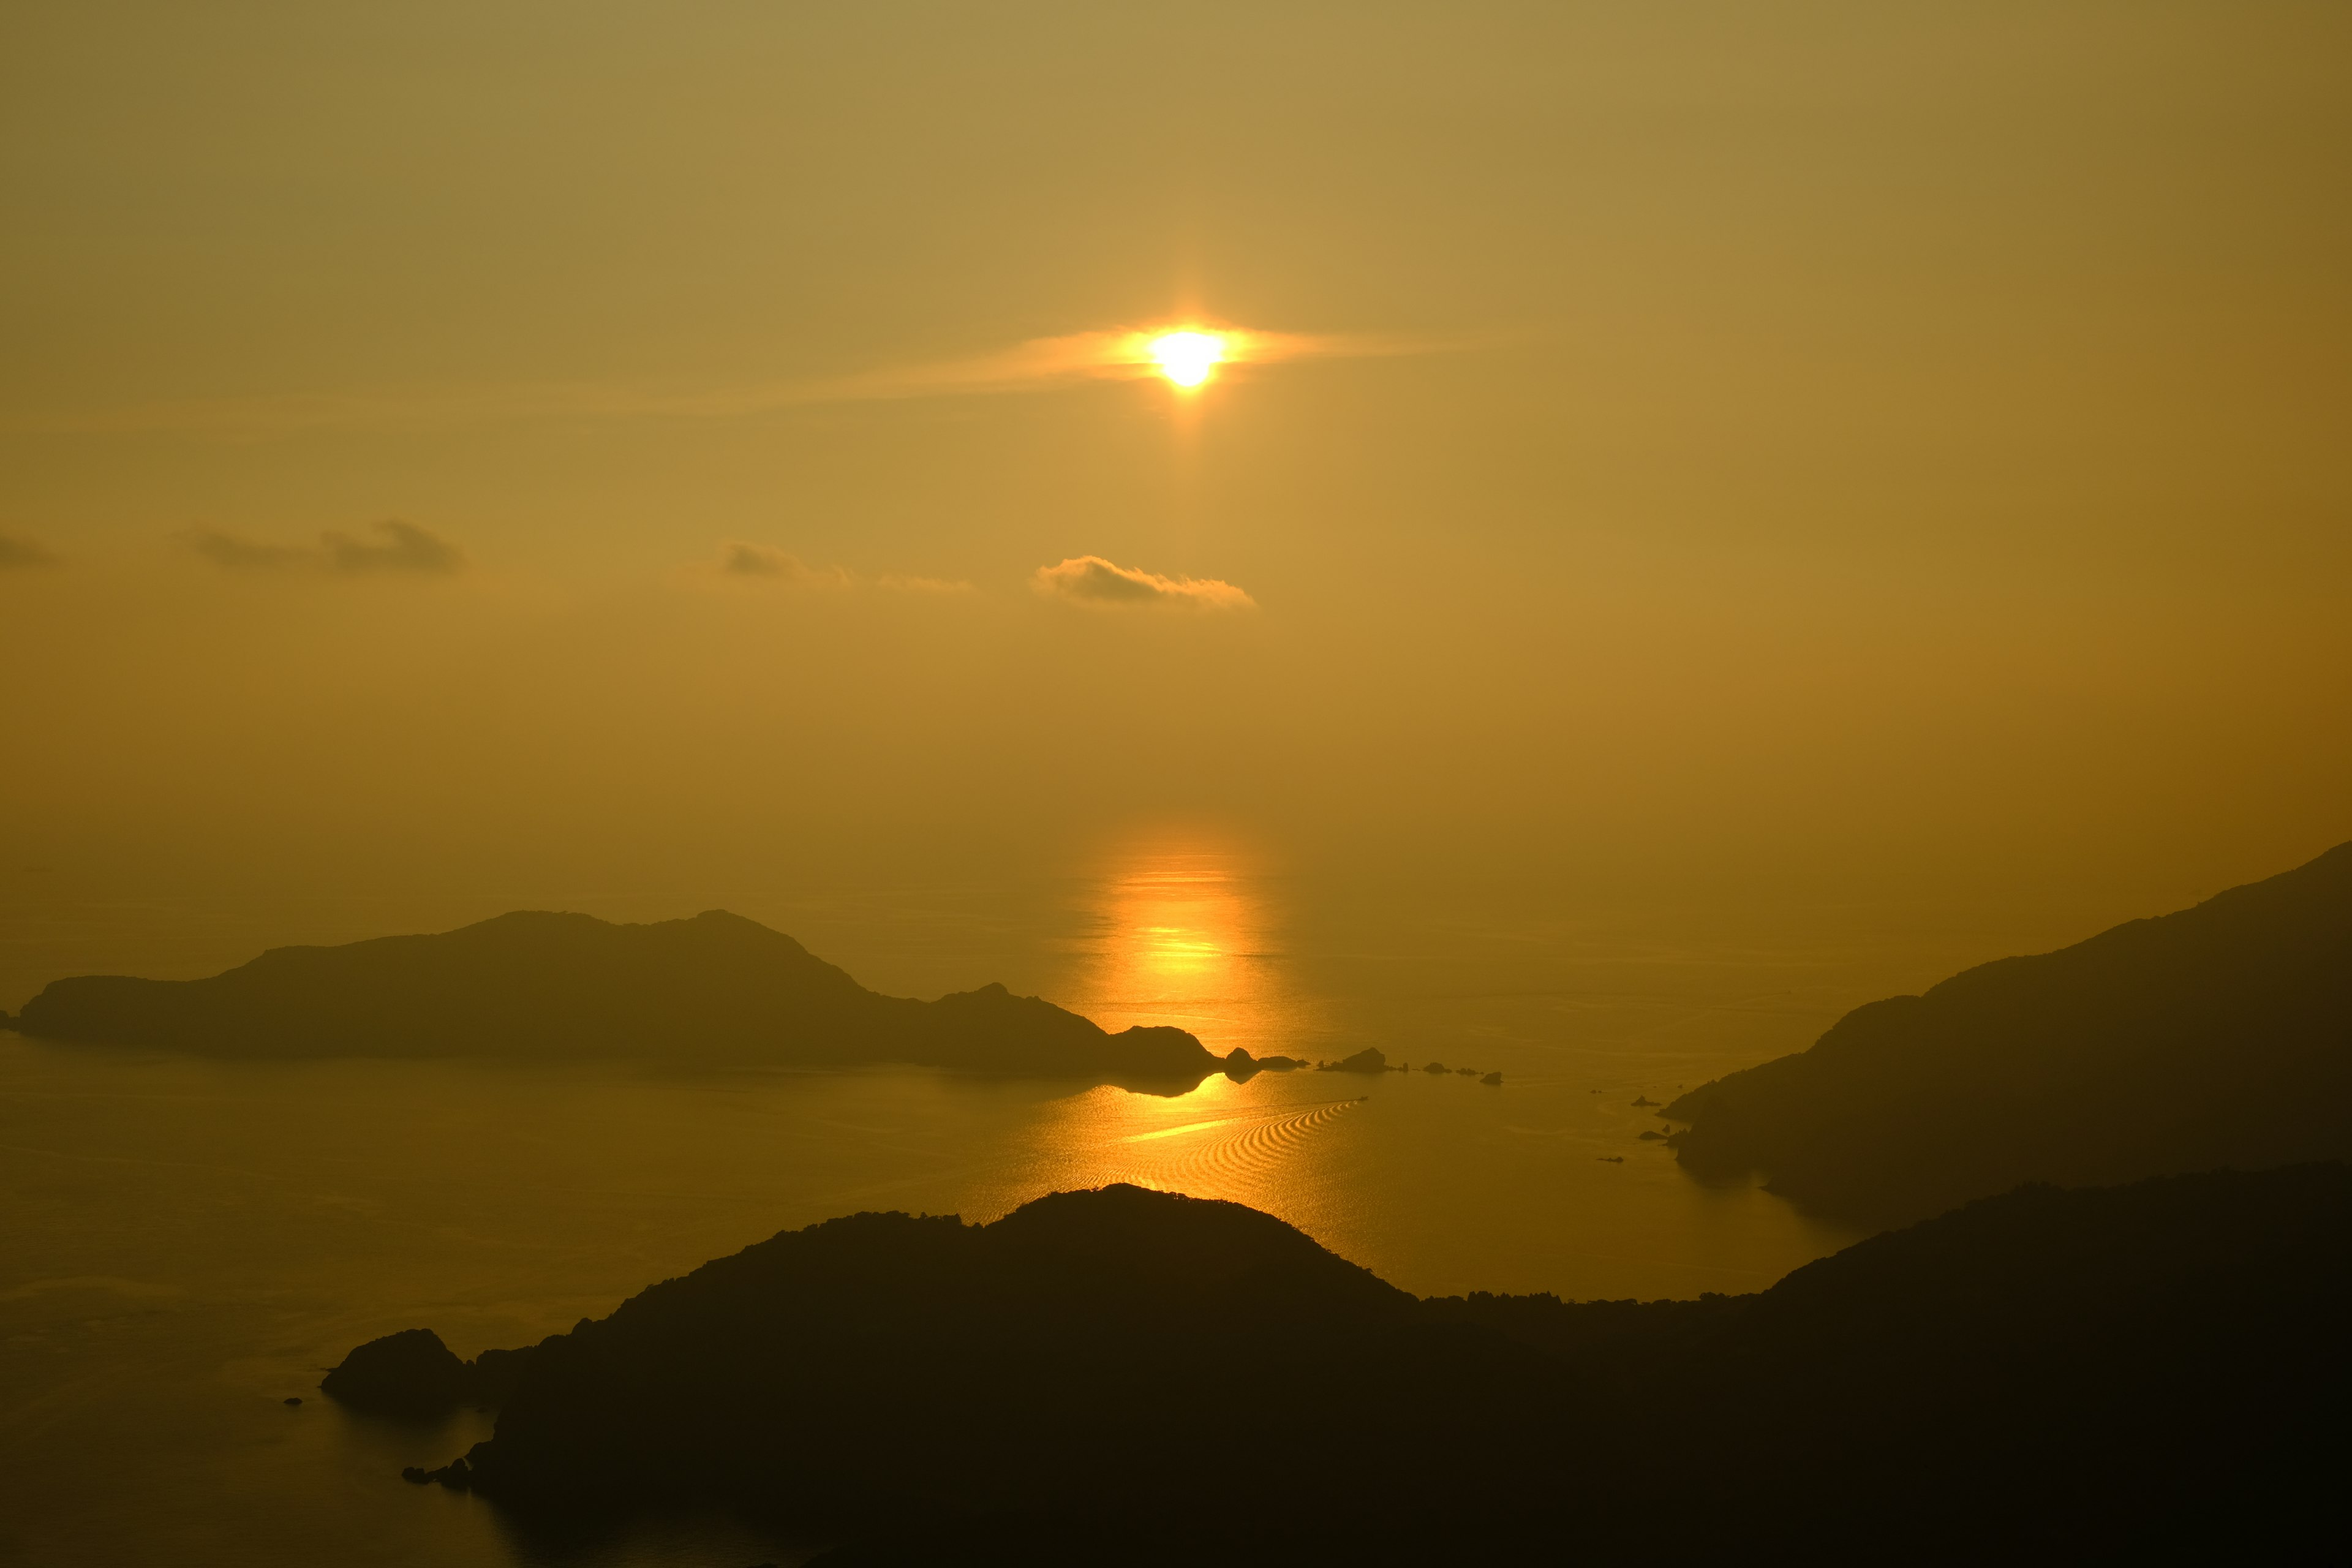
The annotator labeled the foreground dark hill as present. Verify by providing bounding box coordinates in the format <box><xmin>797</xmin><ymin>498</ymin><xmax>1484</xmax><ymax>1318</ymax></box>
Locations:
<box><xmin>4</xmin><ymin>909</ymin><xmax>1217</xmax><ymax>1082</ymax></box>
<box><xmin>1667</xmin><ymin>839</ymin><xmax>2352</xmax><ymax>1224</ymax></box>
<box><xmin>355</xmin><ymin>1168</ymin><xmax>2351</xmax><ymax>1563</ymax></box>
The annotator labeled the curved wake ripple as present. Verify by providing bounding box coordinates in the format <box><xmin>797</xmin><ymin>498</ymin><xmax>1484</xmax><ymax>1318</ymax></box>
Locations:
<box><xmin>1116</xmin><ymin>1098</ymin><xmax>1362</xmax><ymax>1193</ymax></box>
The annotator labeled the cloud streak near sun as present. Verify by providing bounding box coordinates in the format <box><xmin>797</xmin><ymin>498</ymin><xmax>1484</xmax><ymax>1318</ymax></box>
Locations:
<box><xmin>816</xmin><ymin>324</ymin><xmax>1418</xmax><ymax>402</ymax></box>
<box><xmin>18</xmin><ymin>323</ymin><xmax>1458</xmax><ymax>436</ymax></box>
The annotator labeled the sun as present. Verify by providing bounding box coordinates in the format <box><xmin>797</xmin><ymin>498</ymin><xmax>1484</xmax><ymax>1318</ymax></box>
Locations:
<box><xmin>1147</xmin><ymin>330</ymin><xmax>1227</xmax><ymax>389</ymax></box>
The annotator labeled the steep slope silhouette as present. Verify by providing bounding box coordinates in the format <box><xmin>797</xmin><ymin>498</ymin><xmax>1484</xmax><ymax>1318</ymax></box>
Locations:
<box><xmin>1438</xmin><ymin>1164</ymin><xmax>2352</xmax><ymax>1561</ymax></box>
<box><xmin>1666</xmin><ymin>839</ymin><xmax>2352</xmax><ymax>1224</ymax></box>
<box><xmin>8</xmin><ymin>909</ymin><xmax>1215</xmax><ymax>1082</ymax></box>
<box><xmin>362</xmin><ymin>1170</ymin><xmax>2350</xmax><ymax>1563</ymax></box>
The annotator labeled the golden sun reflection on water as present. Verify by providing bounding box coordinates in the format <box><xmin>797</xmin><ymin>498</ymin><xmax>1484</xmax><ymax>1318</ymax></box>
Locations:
<box><xmin>1053</xmin><ymin>844</ymin><xmax>1319</xmax><ymax>1060</ymax></box>
<box><xmin>963</xmin><ymin>843</ymin><xmax>1354</xmax><ymax>1229</ymax></box>
<box><xmin>955</xmin><ymin>840</ymin><xmax>1860</xmax><ymax>1300</ymax></box>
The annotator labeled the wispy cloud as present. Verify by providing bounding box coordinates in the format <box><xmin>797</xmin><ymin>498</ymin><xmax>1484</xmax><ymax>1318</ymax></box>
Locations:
<box><xmin>186</xmin><ymin>529</ymin><xmax>307</xmax><ymax>570</ymax></box>
<box><xmin>875</xmin><ymin>573</ymin><xmax>976</xmax><ymax>595</ymax></box>
<box><xmin>0</xmin><ymin>531</ymin><xmax>58</xmax><ymax>569</ymax></box>
<box><xmin>183</xmin><ymin>520</ymin><xmax>466</xmax><ymax>576</ymax></box>
<box><xmin>17</xmin><ymin>322</ymin><xmax>1466</xmax><ymax>437</ymax></box>
<box><xmin>712</xmin><ymin>541</ymin><xmax>851</xmax><ymax>586</ymax></box>
<box><xmin>705</xmin><ymin>542</ymin><xmax>970</xmax><ymax>594</ymax></box>
<box><xmin>326</xmin><ymin>519</ymin><xmax>463</xmax><ymax>575</ymax></box>
<box><xmin>1032</xmin><ymin>555</ymin><xmax>1255</xmax><ymax>611</ymax></box>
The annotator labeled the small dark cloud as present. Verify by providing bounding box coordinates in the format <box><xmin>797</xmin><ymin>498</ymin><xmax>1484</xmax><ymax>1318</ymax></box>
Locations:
<box><xmin>0</xmin><ymin>531</ymin><xmax>58</xmax><ymax>569</ymax></box>
<box><xmin>184</xmin><ymin>528</ymin><xmax>309</xmax><ymax>570</ymax></box>
<box><xmin>719</xmin><ymin>540</ymin><xmax>805</xmax><ymax>578</ymax></box>
<box><xmin>324</xmin><ymin>519</ymin><xmax>464</xmax><ymax>575</ymax></box>
<box><xmin>1033</xmin><ymin>554</ymin><xmax>1254</xmax><ymax>611</ymax></box>
<box><xmin>183</xmin><ymin>520</ymin><xmax>464</xmax><ymax>576</ymax></box>
<box><xmin>714</xmin><ymin>541</ymin><xmax>850</xmax><ymax>586</ymax></box>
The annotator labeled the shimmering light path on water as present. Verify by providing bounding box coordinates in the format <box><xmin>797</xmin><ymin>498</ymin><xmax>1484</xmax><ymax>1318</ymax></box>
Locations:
<box><xmin>1</xmin><ymin>1038</ymin><xmax>1856</xmax><ymax>1566</ymax></box>
<box><xmin>3</xmin><ymin>841</ymin><xmax>2031</xmax><ymax>1566</ymax></box>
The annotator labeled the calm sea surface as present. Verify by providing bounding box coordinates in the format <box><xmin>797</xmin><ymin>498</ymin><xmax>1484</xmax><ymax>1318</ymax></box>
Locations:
<box><xmin>1</xmin><ymin>845</ymin><xmax>2016</xmax><ymax>1566</ymax></box>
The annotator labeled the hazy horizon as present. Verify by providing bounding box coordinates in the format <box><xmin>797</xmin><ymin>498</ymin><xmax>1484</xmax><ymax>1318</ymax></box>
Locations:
<box><xmin>2</xmin><ymin>7</ymin><xmax>2348</xmax><ymax>1564</ymax></box>
<box><xmin>4</xmin><ymin>4</ymin><xmax>2346</xmax><ymax>995</ymax></box>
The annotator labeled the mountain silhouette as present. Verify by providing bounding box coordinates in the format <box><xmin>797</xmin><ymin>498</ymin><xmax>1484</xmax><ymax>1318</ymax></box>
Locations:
<box><xmin>6</xmin><ymin>909</ymin><xmax>1216</xmax><ymax>1083</ymax></box>
<box><xmin>1665</xmin><ymin>839</ymin><xmax>2352</xmax><ymax>1224</ymax></box>
<box><xmin>360</xmin><ymin>1167</ymin><xmax>2349</xmax><ymax>1562</ymax></box>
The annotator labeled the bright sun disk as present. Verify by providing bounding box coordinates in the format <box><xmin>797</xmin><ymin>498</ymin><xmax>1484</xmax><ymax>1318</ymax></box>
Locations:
<box><xmin>1148</xmin><ymin>331</ymin><xmax>1226</xmax><ymax>388</ymax></box>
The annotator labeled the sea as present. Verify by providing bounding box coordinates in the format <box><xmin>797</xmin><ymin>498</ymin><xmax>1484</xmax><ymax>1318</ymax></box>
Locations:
<box><xmin>0</xmin><ymin>842</ymin><xmax>2038</xmax><ymax>1566</ymax></box>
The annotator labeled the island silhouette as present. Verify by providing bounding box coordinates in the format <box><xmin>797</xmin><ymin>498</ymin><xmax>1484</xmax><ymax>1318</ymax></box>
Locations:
<box><xmin>1667</xmin><ymin>839</ymin><xmax>2352</xmax><ymax>1225</ymax></box>
<box><xmin>2</xmin><ymin>908</ymin><xmax>1223</xmax><ymax>1085</ymax></box>
<box><xmin>339</xmin><ymin>1167</ymin><xmax>2350</xmax><ymax>1562</ymax></box>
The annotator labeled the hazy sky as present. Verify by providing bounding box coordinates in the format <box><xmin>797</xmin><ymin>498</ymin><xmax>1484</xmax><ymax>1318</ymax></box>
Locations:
<box><xmin>3</xmin><ymin>2</ymin><xmax>2347</xmax><ymax>982</ymax></box>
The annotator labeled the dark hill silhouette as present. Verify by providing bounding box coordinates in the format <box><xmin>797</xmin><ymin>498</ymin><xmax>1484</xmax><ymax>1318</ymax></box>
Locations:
<box><xmin>6</xmin><ymin>909</ymin><xmax>1216</xmax><ymax>1083</ymax></box>
<box><xmin>1665</xmin><ymin>839</ymin><xmax>2352</xmax><ymax>1224</ymax></box>
<box><xmin>363</xmin><ymin>1169</ymin><xmax>2349</xmax><ymax>1563</ymax></box>
<box><xmin>451</xmin><ymin>1186</ymin><xmax>1569</xmax><ymax>1526</ymax></box>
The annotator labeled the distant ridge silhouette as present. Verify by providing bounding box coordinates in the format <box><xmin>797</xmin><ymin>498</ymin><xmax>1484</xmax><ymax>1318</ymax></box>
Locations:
<box><xmin>1668</xmin><ymin>839</ymin><xmax>2352</xmax><ymax>1224</ymax></box>
<box><xmin>354</xmin><ymin>1168</ymin><xmax>2350</xmax><ymax>1562</ymax></box>
<box><xmin>6</xmin><ymin>909</ymin><xmax>1218</xmax><ymax>1084</ymax></box>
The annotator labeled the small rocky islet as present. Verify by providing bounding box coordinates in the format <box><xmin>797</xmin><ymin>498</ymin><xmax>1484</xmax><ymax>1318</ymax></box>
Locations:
<box><xmin>1312</xmin><ymin>1046</ymin><xmax>1500</xmax><ymax>1084</ymax></box>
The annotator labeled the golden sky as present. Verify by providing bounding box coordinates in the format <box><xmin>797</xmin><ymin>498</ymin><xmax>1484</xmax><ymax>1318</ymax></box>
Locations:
<box><xmin>1</xmin><ymin>2</ymin><xmax>2346</xmax><ymax>954</ymax></box>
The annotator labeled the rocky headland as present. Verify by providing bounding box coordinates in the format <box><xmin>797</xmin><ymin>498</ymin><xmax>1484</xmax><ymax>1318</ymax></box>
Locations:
<box><xmin>5</xmin><ymin>909</ymin><xmax>1221</xmax><ymax>1086</ymax></box>
<box><xmin>1666</xmin><ymin>840</ymin><xmax>2352</xmax><ymax>1225</ymax></box>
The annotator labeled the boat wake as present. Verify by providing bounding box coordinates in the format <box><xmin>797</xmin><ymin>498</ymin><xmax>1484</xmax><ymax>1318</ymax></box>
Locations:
<box><xmin>1114</xmin><ymin>1097</ymin><xmax>1362</xmax><ymax>1191</ymax></box>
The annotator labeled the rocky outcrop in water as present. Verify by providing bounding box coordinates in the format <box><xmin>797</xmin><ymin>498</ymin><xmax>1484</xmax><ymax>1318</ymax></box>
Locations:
<box><xmin>322</xmin><ymin>1328</ymin><xmax>537</xmax><ymax>1416</ymax></box>
<box><xmin>1221</xmin><ymin>1048</ymin><xmax>1304</xmax><ymax>1079</ymax></box>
